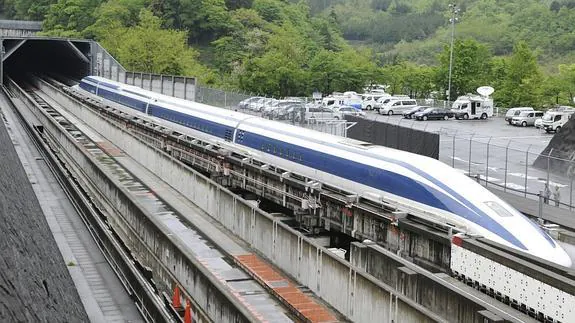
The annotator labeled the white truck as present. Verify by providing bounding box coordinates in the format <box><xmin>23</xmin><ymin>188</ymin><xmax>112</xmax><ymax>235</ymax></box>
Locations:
<box><xmin>322</xmin><ymin>92</ymin><xmax>362</xmax><ymax>110</ymax></box>
<box><xmin>451</xmin><ymin>86</ymin><xmax>495</xmax><ymax>120</ymax></box>
<box><xmin>541</xmin><ymin>107</ymin><xmax>575</xmax><ymax>133</ymax></box>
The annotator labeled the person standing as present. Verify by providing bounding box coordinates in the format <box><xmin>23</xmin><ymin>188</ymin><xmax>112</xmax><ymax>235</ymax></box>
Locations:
<box><xmin>553</xmin><ymin>185</ymin><xmax>561</xmax><ymax>207</ymax></box>
<box><xmin>544</xmin><ymin>183</ymin><xmax>551</xmax><ymax>204</ymax></box>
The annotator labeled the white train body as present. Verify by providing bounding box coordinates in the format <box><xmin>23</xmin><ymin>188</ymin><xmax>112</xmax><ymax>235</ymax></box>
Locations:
<box><xmin>77</xmin><ymin>76</ymin><xmax>572</xmax><ymax>267</ymax></box>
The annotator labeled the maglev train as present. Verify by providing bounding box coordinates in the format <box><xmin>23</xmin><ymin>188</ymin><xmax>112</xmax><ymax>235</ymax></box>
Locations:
<box><xmin>77</xmin><ymin>76</ymin><xmax>572</xmax><ymax>267</ymax></box>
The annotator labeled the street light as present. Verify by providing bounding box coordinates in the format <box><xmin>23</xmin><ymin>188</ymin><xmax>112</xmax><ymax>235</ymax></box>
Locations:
<box><xmin>447</xmin><ymin>3</ymin><xmax>460</xmax><ymax>105</ymax></box>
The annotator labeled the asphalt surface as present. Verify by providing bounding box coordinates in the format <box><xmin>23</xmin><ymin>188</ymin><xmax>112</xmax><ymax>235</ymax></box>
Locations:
<box><xmin>362</xmin><ymin>111</ymin><xmax>573</xmax><ymax>206</ymax></box>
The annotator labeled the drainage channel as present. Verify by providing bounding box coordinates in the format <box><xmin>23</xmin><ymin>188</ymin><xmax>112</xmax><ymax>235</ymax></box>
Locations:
<box><xmin>14</xmin><ymin>79</ymin><xmax>301</xmax><ymax>322</ymax></box>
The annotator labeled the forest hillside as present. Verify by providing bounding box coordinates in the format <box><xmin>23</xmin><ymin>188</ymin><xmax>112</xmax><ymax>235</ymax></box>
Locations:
<box><xmin>3</xmin><ymin>0</ymin><xmax>575</xmax><ymax>107</ymax></box>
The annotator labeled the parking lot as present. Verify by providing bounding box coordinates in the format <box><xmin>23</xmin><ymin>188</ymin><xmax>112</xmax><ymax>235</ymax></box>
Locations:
<box><xmin>362</xmin><ymin>111</ymin><xmax>575</xmax><ymax>208</ymax></box>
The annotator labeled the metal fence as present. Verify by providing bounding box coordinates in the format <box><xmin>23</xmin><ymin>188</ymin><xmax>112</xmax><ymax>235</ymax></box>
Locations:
<box><xmin>438</xmin><ymin>128</ymin><xmax>575</xmax><ymax>210</ymax></box>
<box><xmin>195</xmin><ymin>85</ymin><xmax>348</xmax><ymax>137</ymax></box>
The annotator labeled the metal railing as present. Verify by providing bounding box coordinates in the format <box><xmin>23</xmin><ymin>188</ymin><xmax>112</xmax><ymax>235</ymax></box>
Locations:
<box><xmin>438</xmin><ymin>128</ymin><xmax>575</xmax><ymax>210</ymax></box>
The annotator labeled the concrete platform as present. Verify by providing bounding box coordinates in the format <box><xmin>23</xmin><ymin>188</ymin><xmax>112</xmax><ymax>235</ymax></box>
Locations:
<box><xmin>488</xmin><ymin>186</ymin><xmax>575</xmax><ymax>229</ymax></box>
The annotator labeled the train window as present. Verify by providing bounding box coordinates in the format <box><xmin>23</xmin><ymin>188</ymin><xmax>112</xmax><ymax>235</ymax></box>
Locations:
<box><xmin>484</xmin><ymin>201</ymin><xmax>514</xmax><ymax>217</ymax></box>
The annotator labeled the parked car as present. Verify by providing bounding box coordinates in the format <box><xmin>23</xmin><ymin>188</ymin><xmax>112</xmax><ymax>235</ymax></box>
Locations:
<box><xmin>271</xmin><ymin>103</ymin><xmax>304</xmax><ymax>120</ymax></box>
<box><xmin>238</xmin><ymin>96</ymin><xmax>264</xmax><ymax>110</ymax></box>
<box><xmin>505</xmin><ymin>107</ymin><xmax>534</xmax><ymax>124</ymax></box>
<box><xmin>535</xmin><ymin>118</ymin><xmax>543</xmax><ymax>129</ymax></box>
<box><xmin>378</xmin><ymin>99</ymin><xmax>418</xmax><ymax>115</ymax></box>
<box><xmin>251</xmin><ymin>98</ymin><xmax>277</xmax><ymax>112</ymax></box>
<box><xmin>414</xmin><ymin>108</ymin><xmax>454</xmax><ymax>121</ymax></box>
<box><xmin>262</xmin><ymin>99</ymin><xmax>300</xmax><ymax>116</ymax></box>
<box><xmin>293</xmin><ymin>104</ymin><xmax>342</xmax><ymax>122</ymax></box>
<box><xmin>361</xmin><ymin>94</ymin><xmax>387</xmax><ymax>110</ymax></box>
<box><xmin>374</xmin><ymin>95</ymin><xmax>410</xmax><ymax>112</ymax></box>
<box><xmin>334</xmin><ymin>106</ymin><xmax>366</xmax><ymax>117</ymax></box>
<box><xmin>511</xmin><ymin>111</ymin><xmax>545</xmax><ymax>127</ymax></box>
<box><xmin>403</xmin><ymin>106</ymin><xmax>429</xmax><ymax>119</ymax></box>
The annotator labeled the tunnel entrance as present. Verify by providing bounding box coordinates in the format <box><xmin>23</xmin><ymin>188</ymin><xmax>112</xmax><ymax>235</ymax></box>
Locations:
<box><xmin>1</xmin><ymin>38</ymin><xmax>92</xmax><ymax>83</ymax></box>
<box><xmin>1</xmin><ymin>37</ymin><xmax>125</xmax><ymax>85</ymax></box>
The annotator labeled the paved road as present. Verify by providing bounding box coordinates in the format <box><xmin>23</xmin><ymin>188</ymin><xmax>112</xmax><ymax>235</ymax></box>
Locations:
<box><xmin>362</xmin><ymin>111</ymin><xmax>574</xmax><ymax>207</ymax></box>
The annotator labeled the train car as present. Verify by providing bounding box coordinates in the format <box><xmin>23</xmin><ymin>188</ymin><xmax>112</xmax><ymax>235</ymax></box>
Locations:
<box><xmin>77</xmin><ymin>76</ymin><xmax>572</xmax><ymax>267</ymax></box>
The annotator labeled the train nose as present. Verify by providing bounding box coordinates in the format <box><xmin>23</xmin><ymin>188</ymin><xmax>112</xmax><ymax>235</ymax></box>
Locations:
<box><xmin>534</xmin><ymin>242</ymin><xmax>573</xmax><ymax>268</ymax></box>
<box><xmin>552</xmin><ymin>244</ymin><xmax>573</xmax><ymax>268</ymax></box>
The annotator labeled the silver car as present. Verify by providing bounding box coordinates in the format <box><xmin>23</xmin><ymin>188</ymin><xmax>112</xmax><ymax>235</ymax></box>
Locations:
<box><xmin>511</xmin><ymin>111</ymin><xmax>544</xmax><ymax>127</ymax></box>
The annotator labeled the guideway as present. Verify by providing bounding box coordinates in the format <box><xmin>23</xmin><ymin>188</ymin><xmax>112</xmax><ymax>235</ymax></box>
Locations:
<box><xmin>32</xmin><ymin>76</ymin><xmax>447</xmax><ymax>322</ymax></box>
<box><xmin>59</xmin><ymin>75</ymin><xmax>575</xmax><ymax>323</ymax></box>
<box><xmin>7</xmin><ymin>76</ymin><xmax>348</xmax><ymax>322</ymax></box>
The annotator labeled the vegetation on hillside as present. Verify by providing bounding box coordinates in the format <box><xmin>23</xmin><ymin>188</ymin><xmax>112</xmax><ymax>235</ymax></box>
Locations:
<box><xmin>4</xmin><ymin>0</ymin><xmax>575</xmax><ymax>107</ymax></box>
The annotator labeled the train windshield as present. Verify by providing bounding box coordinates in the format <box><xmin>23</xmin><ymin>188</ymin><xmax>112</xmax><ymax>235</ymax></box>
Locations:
<box><xmin>484</xmin><ymin>201</ymin><xmax>514</xmax><ymax>217</ymax></box>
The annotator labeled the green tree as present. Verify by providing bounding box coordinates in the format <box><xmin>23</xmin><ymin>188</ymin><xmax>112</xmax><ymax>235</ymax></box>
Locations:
<box><xmin>152</xmin><ymin>0</ymin><xmax>232</xmax><ymax>42</ymax></box>
<box><xmin>436</xmin><ymin>39</ymin><xmax>493</xmax><ymax>100</ymax></box>
<box><xmin>308</xmin><ymin>48</ymin><xmax>376</xmax><ymax>94</ymax></box>
<box><xmin>9</xmin><ymin>0</ymin><xmax>57</xmax><ymax>20</ymax></box>
<box><xmin>42</xmin><ymin>0</ymin><xmax>103</xmax><ymax>37</ymax></box>
<box><xmin>496</xmin><ymin>41</ymin><xmax>542</xmax><ymax>107</ymax></box>
<box><xmin>101</xmin><ymin>9</ymin><xmax>215</xmax><ymax>83</ymax></box>
<box><xmin>84</xmin><ymin>0</ymin><xmax>149</xmax><ymax>39</ymax></box>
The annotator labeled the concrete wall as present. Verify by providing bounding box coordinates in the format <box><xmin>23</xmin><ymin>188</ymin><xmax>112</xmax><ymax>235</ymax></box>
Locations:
<box><xmin>0</xmin><ymin>20</ymin><xmax>42</xmax><ymax>36</ymax></box>
<box><xmin>350</xmin><ymin>241</ymin><xmax>525</xmax><ymax>323</ymax></box>
<box><xmin>39</xmin><ymin>80</ymin><xmax>446</xmax><ymax>323</ymax></box>
<box><xmin>123</xmin><ymin>72</ymin><xmax>196</xmax><ymax>101</ymax></box>
<box><xmin>91</xmin><ymin>42</ymin><xmax>126</xmax><ymax>80</ymax></box>
<box><xmin>0</xmin><ymin>93</ymin><xmax>88</xmax><ymax>322</ymax></box>
<box><xmin>14</xmin><ymin>79</ymin><xmax>257</xmax><ymax>323</ymax></box>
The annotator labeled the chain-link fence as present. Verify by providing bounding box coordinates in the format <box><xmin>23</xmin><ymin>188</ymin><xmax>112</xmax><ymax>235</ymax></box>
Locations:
<box><xmin>438</xmin><ymin>129</ymin><xmax>575</xmax><ymax>210</ymax></box>
<box><xmin>195</xmin><ymin>85</ymin><xmax>348</xmax><ymax>137</ymax></box>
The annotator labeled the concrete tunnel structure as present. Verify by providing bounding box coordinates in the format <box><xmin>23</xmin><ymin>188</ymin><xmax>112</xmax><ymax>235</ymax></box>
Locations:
<box><xmin>0</xmin><ymin>35</ymin><xmax>126</xmax><ymax>84</ymax></box>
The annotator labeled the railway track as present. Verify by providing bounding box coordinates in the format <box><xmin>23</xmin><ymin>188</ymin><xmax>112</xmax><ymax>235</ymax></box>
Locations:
<box><xmin>4</xmin><ymin>78</ymin><xmax>177</xmax><ymax>323</ymax></box>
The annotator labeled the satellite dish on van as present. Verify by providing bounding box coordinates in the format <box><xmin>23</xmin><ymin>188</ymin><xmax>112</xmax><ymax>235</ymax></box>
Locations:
<box><xmin>477</xmin><ymin>86</ymin><xmax>495</xmax><ymax>97</ymax></box>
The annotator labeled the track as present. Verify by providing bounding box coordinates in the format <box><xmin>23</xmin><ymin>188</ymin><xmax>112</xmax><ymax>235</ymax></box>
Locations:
<box><xmin>4</xmin><ymin>77</ymin><xmax>176</xmax><ymax>323</ymax></box>
<box><xmin>9</xmin><ymin>76</ymin><xmax>350</xmax><ymax>322</ymax></box>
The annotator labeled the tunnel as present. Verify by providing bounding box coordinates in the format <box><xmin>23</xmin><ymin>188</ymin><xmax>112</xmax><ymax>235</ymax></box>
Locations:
<box><xmin>0</xmin><ymin>37</ymin><xmax>115</xmax><ymax>84</ymax></box>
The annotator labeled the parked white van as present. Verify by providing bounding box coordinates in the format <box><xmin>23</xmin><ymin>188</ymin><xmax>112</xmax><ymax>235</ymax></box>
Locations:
<box><xmin>378</xmin><ymin>99</ymin><xmax>418</xmax><ymax>115</ymax></box>
<box><xmin>374</xmin><ymin>95</ymin><xmax>410</xmax><ymax>111</ymax></box>
<box><xmin>505</xmin><ymin>107</ymin><xmax>534</xmax><ymax>124</ymax></box>
<box><xmin>361</xmin><ymin>93</ymin><xmax>388</xmax><ymax>110</ymax></box>
<box><xmin>541</xmin><ymin>109</ymin><xmax>575</xmax><ymax>133</ymax></box>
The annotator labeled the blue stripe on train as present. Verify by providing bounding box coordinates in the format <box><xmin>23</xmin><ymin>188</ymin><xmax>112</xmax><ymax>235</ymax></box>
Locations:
<box><xmin>237</xmin><ymin>131</ymin><xmax>526</xmax><ymax>249</ymax></box>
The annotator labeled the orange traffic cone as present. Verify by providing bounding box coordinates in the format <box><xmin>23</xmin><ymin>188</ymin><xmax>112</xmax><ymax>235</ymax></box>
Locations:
<box><xmin>172</xmin><ymin>285</ymin><xmax>182</xmax><ymax>309</ymax></box>
<box><xmin>184</xmin><ymin>299</ymin><xmax>192</xmax><ymax>323</ymax></box>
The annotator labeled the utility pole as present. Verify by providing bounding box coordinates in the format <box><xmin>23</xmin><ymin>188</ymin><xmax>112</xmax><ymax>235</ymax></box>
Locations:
<box><xmin>447</xmin><ymin>3</ymin><xmax>460</xmax><ymax>105</ymax></box>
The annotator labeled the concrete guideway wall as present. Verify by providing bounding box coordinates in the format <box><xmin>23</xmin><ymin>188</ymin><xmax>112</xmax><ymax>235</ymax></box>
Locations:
<box><xmin>13</xmin><ymin>79</ymin><xmax>258</xmax><ymax>323</ymax></box>
<box><xmin>38</xmin><ymin>80</ymin><xmax>446</xmax><ymax>323</ymax></box>
<box><xmin>350</xmin><ymin>241</ymin><xmax>537</xmax><ymax>323</ymax></box>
